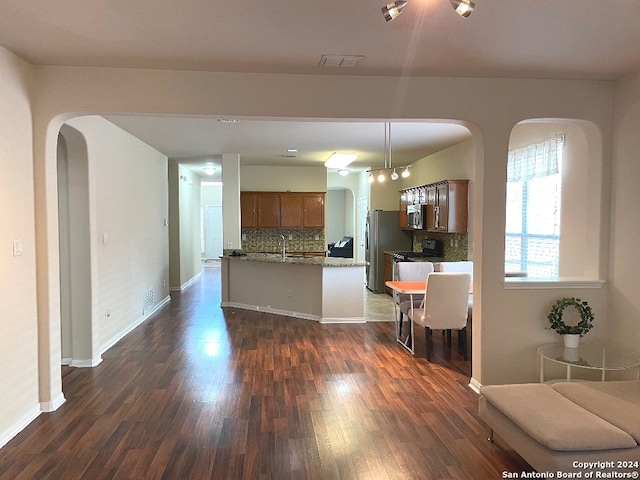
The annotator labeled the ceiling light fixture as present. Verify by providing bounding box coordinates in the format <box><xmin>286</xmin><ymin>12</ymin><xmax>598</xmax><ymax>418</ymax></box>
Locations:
<box><xmin>366</xmin><ymin>122</ymin><xmax>411</xmax><ymax>183</ymax></box>
<box><xmin>204</xmin><ymin>167</ymin><xmax>215</xmax><ymax>175</ymax></box>
<box><xmin>324</xmin><ymin>153</ymin><xmax>357</xmax><ymax>169</ymax></box>
<box><xmin>382</xmin><ymin>0</ymin><xmax>408</xmax><ymax>22</ymax></box>
<box><xmin>449</xmin><ymin>0</ymin><xmax>474</xmax><ymax>18</ymax></box>
<box><xmin>338</xmin><ymin>169</ymin><xmax>350</xmax><ymax>177</ymax></box>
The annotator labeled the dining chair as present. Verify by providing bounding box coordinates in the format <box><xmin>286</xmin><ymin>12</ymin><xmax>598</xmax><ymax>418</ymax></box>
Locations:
<box><xmin>406</xmin><ymin>272</ymin><xmax>471</xmax><ymax>361</ymax></box>
<box><xmin>436</xmin><ymin>260</ymin><xmax>473</xmax><ymax>324</ymax></box>
<box><xmin>394</xmin><ymin>262</ymin><xmax>434</xmax><ymax>335</ymax></box>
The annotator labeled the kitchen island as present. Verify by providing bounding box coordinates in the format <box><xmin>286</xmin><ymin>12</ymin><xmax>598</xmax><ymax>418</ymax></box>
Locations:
<box><xmin>220</xmin><ymin>254</ymin><xmax>367</xmax><ymax>323</ymax></box>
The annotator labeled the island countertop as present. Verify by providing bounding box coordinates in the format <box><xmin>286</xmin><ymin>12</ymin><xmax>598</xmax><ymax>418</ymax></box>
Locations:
<box><xmin>222</xmin><ymin>253</ymin><xmax>367</xmax><ymax>267</ymax></box>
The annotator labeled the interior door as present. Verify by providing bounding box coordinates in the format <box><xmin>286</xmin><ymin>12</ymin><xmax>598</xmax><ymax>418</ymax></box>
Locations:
<box><xmin>205</xmin><ymin>205</ymin><xmax>224</xmax><ymax>259</ymax></box>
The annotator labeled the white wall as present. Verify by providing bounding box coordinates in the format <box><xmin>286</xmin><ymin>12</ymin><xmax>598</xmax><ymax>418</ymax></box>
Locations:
<box><xmin>24</xmin><ymin>66</ymin><xmax>618</xmax><ymax>417</ymax></box>
<box><xmin>610</xmin><ymin>71</ymin><xmax>640</xmax><ymax>355</ymax></box>
<box><xmin>0</xmin><ymin>46</ymin><xmax>41</xmax><ymax>446</ymax></box>
<box><xmin>64</xmin><ymin>116</ymin><xmax>170</xmax><ymax>352</ymax></box>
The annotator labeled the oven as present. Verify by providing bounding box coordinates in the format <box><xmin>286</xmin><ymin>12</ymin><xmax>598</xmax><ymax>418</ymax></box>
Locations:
<box><xmin>392</xmin><ymin>239</ymin><xmax>444</xmax><ymax>279</ymax></box>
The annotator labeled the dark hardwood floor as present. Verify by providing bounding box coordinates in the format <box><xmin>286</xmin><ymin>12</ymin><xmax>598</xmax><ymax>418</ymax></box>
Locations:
<box><xmin>0</xmin><ymin>264</ymin><xmax>531</xmax><ymax>479</ymax></box>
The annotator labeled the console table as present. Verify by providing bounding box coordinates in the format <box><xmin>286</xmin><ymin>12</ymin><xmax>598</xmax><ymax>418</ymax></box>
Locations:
<box><xmin>537</xmin><ymin>343</ymin><xmax>640</xmax><ymax>382</ymax></box>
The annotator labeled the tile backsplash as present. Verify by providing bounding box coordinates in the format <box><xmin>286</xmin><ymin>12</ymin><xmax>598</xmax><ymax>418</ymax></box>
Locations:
<box><xmin>413</xmin><ymin>231</ymin><xmax>469</xmax><ymax>261</ymax></box>
<box><xmin>241</xmin><ymin>228</ymin><xmax>325</xmax><ymax>253</ymax></box>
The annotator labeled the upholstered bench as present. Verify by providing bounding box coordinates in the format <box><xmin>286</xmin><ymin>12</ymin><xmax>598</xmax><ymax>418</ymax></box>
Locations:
<box><xmin>478</xmin><ymin>381</ymin><xmax>640</xmax><ymax>472</ymax></box>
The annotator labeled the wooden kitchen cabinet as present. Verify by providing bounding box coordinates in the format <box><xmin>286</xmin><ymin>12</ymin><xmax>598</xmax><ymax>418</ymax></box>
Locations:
<box><xmin>257</xmin><ymin>193</ymin><xmax>281</xmax><ymax>227</ymax></box>
<box><xmin>399</xmin><ymin>190</ymin><xmax>409</xmax><ymax>229</ymax></box>
<box><xmin>427</xmin><ymin>180</ymin><xmax>468</xmax><ymax>233</ymax></box>
<box><xmin>240</xmin><ymin>192</ymin><xmax>258</xmax><ymax>228</ymax></box>
<box><xmin>384</xmin><ymin>253</ymin><xmax>394</xmax><ymax>295</ymax></box>
<box><xmin>241</xmin><ymin>192</ymin><xmax>325</xmax><ymax>228</ymax></box>
<box><xmin>280</xmin><ymin>193</ymin><xmax>304</xmax><ymax>227</ymax></box>
<box><xmin>302</xmin><ymin>193</ymin><xmax>324</xmax><ymax>227</ymax></box>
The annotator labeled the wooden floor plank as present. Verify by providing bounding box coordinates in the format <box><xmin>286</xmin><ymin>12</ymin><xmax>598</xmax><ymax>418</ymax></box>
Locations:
<box><xmin>0</xmin><ymin>265</ymin><xmax>531</xmax><ymax>479</ymax></box>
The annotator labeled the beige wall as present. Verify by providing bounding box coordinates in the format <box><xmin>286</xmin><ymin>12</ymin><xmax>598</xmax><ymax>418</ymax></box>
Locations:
<box><xmin>64</xmin><ymin>116</ymin><xmax>170</xmax><ymax>353</ymax></box>
<box><xmin>0</xmin><ymin>46</ymin><xmax>41</xmax><ymax>444</ymax></box>
<box><xmin>610</xmin><ymin>71</ymin><xmax>640</xmax><ymax>355</ymax></box>
<box><xmin>0</xmin><ymin>54</ymin><xmax>632</xmax><ymax>446</ymax></box>
<box><xmin>240</xmin><ymin>165</ymin><xmax>327</xmax><ymax>191</ymax></box>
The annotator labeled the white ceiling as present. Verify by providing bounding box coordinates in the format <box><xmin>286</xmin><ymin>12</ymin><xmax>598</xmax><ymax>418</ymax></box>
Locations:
<box><xmin>2</xmin><ymin>0</ymin><xmax>639</xmax><ymax>179</ymax></box>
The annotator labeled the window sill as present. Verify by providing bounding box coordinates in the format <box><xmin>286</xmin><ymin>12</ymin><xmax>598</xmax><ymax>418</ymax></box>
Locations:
<box><xmin>503</xmin><ymin>277</ymin><xmax>606</xmax><ymax>290</ymax></box>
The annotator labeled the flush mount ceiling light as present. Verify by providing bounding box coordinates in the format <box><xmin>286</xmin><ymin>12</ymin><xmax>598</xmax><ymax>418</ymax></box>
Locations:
<box><xmin>203</xmin><ymin>167</ymin><xmax>215</xmax><ymax>176</ymax></box>
<box><xmin>382</xmin><ymin>0</ymin><xmax>408</xmax><ymax>22</ymax></box>
<box><xmin>324</xmin><ymin>153</ymin><xmax>357</xmax><ymax>169</ymax></box>
<box><xmin>450</xmin><ymin>0</ymin><xmax>474</xmax><ymax>18</ymax></box>
<box><xmin>338</xmin><ymin>169</ymin><xmax>350</xmax><ymax>177</ymax></box>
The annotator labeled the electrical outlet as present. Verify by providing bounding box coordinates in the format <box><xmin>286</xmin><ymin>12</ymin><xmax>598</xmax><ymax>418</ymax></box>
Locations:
<box><xmin>12</xmin><ymin>239</ymin><xmax>23</xmax><ymax>257</ymax></box>
<box><xmin>105</xmin><ymin>310</ymin><xmax>111</xmax><ymax>323</ymax></box>
<box><xmin>288</xmin><ymin>234</ymin><xmax>293</xmax><ymax>240</ymax></box>
<box><xmin>227</xmin><ymin>242</ymin><xmax>232</xmax><ymax>248</ymax></box>
<box><xmin>287</xmin><ymin>289</ymin><xmax>293</xmax><ymax>297</ymax></box>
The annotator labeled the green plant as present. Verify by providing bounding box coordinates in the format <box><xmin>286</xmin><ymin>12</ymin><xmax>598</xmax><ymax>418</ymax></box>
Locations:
<box><xmin>547</xmin><ymin>297</ymin><xmax>594</xmax><ymax>336</ymax></box>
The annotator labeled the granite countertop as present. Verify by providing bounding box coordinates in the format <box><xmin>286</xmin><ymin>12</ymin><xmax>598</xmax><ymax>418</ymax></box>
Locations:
<box><xmin>223</xmin><ymin>253</ymin><xmax>367</xmax><ymax>267</ymax></box>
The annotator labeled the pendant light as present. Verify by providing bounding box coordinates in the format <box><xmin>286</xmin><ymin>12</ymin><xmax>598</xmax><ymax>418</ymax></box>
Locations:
<box><xmin>449</xmin><ymin>0</ymin><xmax>475</xmax><ymax>18</ymax></box>
<box><xmin>382</xmin><ymin>0</ymin><xmax>408</xmax><ymax>22</ymax></box>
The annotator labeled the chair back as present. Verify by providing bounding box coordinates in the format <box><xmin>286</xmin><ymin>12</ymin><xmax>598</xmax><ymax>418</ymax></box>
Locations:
<box><xmin>437</xmin><ymin>261</ymin><xmax>473</xmax><ymax>274</ymax></box>
<box><xmin>396</xmin><ymin>261</ymin><xmax>434</xmax><ymax>281</ymax></box>
<box><xmin>422</xmin><ymin>272</ymin><xmax>471</xmax><ymax>330</ymax></box>
<box><xmin>395</xmin><ymin>261</ymin><xmax>434</xmax><ymax>305</ymax></box>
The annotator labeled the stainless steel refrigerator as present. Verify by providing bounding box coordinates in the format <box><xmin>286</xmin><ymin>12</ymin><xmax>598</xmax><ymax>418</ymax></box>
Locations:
<box><xmin>365</xmin><ymin>210</ymin><xmax>412</xmax><ymax>293</ymax></box>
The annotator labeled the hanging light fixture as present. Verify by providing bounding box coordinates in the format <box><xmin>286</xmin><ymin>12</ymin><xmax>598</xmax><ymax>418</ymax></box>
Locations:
<box><xmin>402</xmin><ymin>166</ymin><xmax>411</xmax><ymax>178</ymax></box>
<box><xmin>449</xmin><ymin>0</ymin><xmax>474</xmax><ymax>18</ymax></box>
<box><xmin>382</xmin><ymin>0</ymin><xmax>408</xmax><ymax>22</ymax></box>
<box><xmin>366</xmin><ymin>122</ymin><xmax>411</xmax><ymax>183</ymax></box>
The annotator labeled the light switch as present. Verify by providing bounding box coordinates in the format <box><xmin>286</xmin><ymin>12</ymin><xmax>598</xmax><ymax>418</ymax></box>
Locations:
<box><xmin>103</xmin><ymin>232</ymin><xmax>109</xmax><ymax>244</ymax></box>
<box><xmin>13</xmin><ymin>239</ymin><xmax>23</xmax><ymax>257</ymax></box>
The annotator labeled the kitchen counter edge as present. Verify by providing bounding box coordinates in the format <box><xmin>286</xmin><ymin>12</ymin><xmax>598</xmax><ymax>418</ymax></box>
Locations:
<box><xmin>222</xmin><ymin>253</ymin><xmax>366</xmax><ymax>267</ymax></box>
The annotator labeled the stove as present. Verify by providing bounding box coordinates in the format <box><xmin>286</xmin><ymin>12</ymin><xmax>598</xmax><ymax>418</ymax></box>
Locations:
<box><xmin>393</xmin><ymin>251</ymin><xmax>439</xmax><ymax>262</ymax></box>
<box><xmin>393</xmin><ymin>239</ymin><xmax>443</xmax><ymax>262</ymax></box>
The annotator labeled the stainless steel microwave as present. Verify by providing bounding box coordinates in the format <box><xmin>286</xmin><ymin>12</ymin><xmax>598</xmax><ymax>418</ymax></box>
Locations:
<box><xmin>407</xmin><ymin>204</ymin><xmax>425</xmax><ymax>229</ymax></box>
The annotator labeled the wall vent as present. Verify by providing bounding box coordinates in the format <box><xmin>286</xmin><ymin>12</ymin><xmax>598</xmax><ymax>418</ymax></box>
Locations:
<box><xmin>143</xmin><ymin>289</ymin><xmax>154</xmax><ymax>316</ymax></box>
<box><xmin>319</xmin><ymin>55</ymin><xmax>364</xmax><ymax>68</ymax></box>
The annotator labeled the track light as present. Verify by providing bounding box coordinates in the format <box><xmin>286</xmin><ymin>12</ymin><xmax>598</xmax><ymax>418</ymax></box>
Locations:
<box><xmin>377</xmin><ymin>171</ymin><xmax>386</xmax><ymax>182</ymax></box>
<box><xmin>391</xmin><ymin>168</ymin><xmax>399</xmax><ymax>181</ymax></box>
<box><xmin>402</xmin><ymin>167</ymin><xmax>410</xmax><ymax>178</ymax></box>
<box><xmin>449</xmin><ymin>0</ymin><xmax>474</xmax><ymax>18</ymax></box>
<box><xmin>382</xmin><ymin>0</ymin><xmax>408</xmax><ymax>22</ymax></box>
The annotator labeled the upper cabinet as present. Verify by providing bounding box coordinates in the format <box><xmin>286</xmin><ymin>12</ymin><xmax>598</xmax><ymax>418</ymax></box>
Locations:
<box><xmin>240</xmin><ymin>192</ymin><xmax>258</xmax><ymax>228</ymax></box>
<box><xmin>400</xmin><ymin>180</ymin><xmax>468</xmax><ymax>233</ymax></box>
<box><xmin>302</xmin><ymin>193</ymin><xmax>325</xmax><ymax>227</ymax></box>
<box><xmin>241</xmin><ymin>192</ymin><xmax>325</xmax><ymax>228</ymax></box>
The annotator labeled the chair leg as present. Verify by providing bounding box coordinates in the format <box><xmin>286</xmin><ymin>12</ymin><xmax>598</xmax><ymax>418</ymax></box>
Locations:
<box><xmin>446</xmin><ymin>329</ymin><xmax>452</xmax><ymax>347</ymax></box>
<box><xmin>425</xmin><ymin>327</ymin><xmax>432</xmax><ymax>361</ymax></box>
<box><xmin>398</xmin><ymin>312</ymin><xmax>403</xmax><ymax>336</ymax></box>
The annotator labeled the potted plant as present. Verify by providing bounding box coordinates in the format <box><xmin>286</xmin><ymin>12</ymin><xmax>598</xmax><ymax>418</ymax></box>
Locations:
<box><xmin>547</xmin><ymin>297</ymin><xmax>594</xmax><ymax>348</ymax></box>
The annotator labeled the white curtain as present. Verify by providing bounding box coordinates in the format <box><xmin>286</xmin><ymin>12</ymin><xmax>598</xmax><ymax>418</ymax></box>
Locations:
<box><xmin>507</xmin><ymin>134</ymin><xmax>564</xmax><ymax>182</ymax></box>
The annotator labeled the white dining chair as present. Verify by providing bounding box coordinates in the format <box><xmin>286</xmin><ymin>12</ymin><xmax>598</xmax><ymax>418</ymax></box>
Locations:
<box><xmin>406</xmin><ymin>272</ymin><xmax>471</xmax><ymax>361</ymax></box>
<box><xmin>394</xmin><ymin>262</ymin><xmax>434</xmax><ymax>335</ymax></box>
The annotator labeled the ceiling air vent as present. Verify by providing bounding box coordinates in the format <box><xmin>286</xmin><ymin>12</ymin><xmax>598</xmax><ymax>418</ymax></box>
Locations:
<box><xmin>319</xmin><ymin>55</ymin><xmax>364</xmax><ymax>68</ymax></box>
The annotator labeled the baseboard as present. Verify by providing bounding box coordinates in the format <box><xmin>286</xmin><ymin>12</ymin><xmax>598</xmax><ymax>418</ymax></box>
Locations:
<box><xmin>169</xmin><ymin>271</ymin><xmax>202</xmax><ymax>292</ymax></box>
<box><xmin>469</xmin><ymin>377</ymin><xmax>483</xmax><ymax>394</ymax></box>
<box><xmin>41</xmin><ymin>392</ymin><xmax>66</xmax><ymax>412</ymax></box>
<box><xmin>69</xmin><ymin>357</ymin><xmax>103</xmax><ymax>368</ymax></box>
<box><xmin>320</xmin><ymin>317</ymin><xmax>365</xmax><ymax>324</ymax></box>
<box><xmin>0</xmin><ymin>404</ymin><xmax>41</xmax><ymax>449</ymax></box>
<box><xmin>100</xmin><ymin>295</ymin><xmax>171</xmax><ymax>354</ymax></box>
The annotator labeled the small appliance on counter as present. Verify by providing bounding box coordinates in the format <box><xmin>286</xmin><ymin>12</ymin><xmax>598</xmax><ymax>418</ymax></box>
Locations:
<box><xmin>407</xmin><ymin>204</ymin><xmax>426</xmax><ymax>229</ymax></box>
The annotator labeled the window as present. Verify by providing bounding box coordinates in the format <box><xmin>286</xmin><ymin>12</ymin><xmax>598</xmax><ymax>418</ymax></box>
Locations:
<box><xmin>505</xmin><ymin>134</ymin><xmax>564</xmax><ymax>278</ymax></box>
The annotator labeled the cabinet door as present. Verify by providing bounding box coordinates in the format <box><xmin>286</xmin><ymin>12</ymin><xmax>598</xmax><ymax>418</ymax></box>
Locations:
<box><xmin>384</xmin><ymin>253</ymin><xmax>394</xmax><ymax>295</ymax></box>
<box><xmin>257</xmin><ymin>193</ymin><xmax>281</xmax><ymax>227</ymax></box>
<box><xmin>436</xmin><ymin>183</ymin><xmax>449</xmax><ymax>231</ymax></box>
<box><xmin>280</xmin><ymin>193</ymin><xmax>304</xmax><ymax>227</ymax></box>
<box><xmin>426</xmin><ymin>186</ymin><xmax>437</xmax><ymax>230</ymax></box>
<box><xmin>240</xmin><ymin>192</ymin><xmax>258</xmax><ymax>228</ymax></box>
<box><xmin>399</xmin><ymin>190</ymin><xmax>409</xmax><ymax>229</ymax></box>
<box><xmin>303</xmin><ymin>193</ymin><xmax>324</xmax><ymax>227</ymax></box>
<box><xmin>446</xmin><ymin>180</ymin><xmax>468</xmax><ymax>233</ymax></box>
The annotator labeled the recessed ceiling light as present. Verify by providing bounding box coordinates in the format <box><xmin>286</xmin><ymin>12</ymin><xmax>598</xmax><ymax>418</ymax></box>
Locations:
<box><xmin>218</xmin><ymin>119</ymin><xmax>238</xmax><ymax>123</ymax></box>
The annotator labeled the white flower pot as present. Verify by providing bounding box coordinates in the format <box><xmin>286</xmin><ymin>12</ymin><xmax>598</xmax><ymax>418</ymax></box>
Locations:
<box><xmin>563</xmin><ymin>334</ymin><xmax>580</xmax><ymax>349</ymax></box>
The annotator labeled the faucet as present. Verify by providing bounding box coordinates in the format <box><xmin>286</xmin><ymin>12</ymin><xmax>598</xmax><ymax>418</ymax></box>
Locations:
<box><xmin>280</xmin><ymin>234</ymin><xmax>286</xmax><ymax>259</ymax></box>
